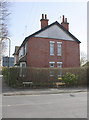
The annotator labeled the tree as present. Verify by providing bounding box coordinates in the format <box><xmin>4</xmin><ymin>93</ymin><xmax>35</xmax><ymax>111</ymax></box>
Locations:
<box><xmin>80</xmin><ymin>51</ymin><xmax>87</xmax><ymax>67</ymax></box>
<box><xmin>82</xmin><ymin>61</ymin><xmax>89</xmax><ymax>67</ymax></box>
<box><xmin>0</xmin><ymin>1</ymin><xmax>10</xmax><ymax>66</ymax></box>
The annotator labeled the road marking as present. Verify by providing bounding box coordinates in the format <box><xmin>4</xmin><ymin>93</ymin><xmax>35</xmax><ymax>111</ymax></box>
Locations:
<box><xmin>2</xmin><ymin>102</ymin><xmax>55</xmax><ymax>107</ymax></box>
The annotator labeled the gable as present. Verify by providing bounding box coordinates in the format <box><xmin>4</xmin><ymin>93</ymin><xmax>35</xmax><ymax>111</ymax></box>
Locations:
<box><xmin>34</xmin><ymin>24</ymin><xmax>75</xmax><ymax>41</ymax></box>
<box><xmin>19</xmin><ymin>21</ymin><xmax>80</xmax><ymax>53</ymax></box>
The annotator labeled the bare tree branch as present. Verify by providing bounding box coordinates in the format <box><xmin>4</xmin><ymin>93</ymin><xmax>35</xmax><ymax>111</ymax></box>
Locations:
<box><xmin>80</xmin><ymin>51</ymin><xmax>87</xmax><ymax>66</ymax></box>
<box><xmin>0</xmin><ymin>1</ymin><xmax>10</xmax><ymax>66</ymax></box>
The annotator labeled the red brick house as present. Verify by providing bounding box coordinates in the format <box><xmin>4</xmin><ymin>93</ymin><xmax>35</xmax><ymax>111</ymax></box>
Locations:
<box><xmin>13</xmin><ymin>14</ymin><xmax>81</xmax><ymax>68</ymax></box>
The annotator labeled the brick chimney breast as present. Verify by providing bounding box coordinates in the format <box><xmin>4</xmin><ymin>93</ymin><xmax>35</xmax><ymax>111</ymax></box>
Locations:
<box><xmin>40</xmin><ymin>14</ymin><xmax>49</xmax><ymax>29</ymax></box>
<box><xmin>61</xmin><ymin>15</ymin><xmax>69</xmax><ymax>31</ymax></box>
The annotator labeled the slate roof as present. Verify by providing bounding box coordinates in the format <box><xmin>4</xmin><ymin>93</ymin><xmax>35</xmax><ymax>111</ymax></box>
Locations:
<box><xmin>13</xmin><ymin>46</ymin><xmax>20</xmax><ymax>55</ymax></box>
<box><xmin>16</xmin><ymin>21</ymin><xmax>81</xmax><ymax>54</ymax></box>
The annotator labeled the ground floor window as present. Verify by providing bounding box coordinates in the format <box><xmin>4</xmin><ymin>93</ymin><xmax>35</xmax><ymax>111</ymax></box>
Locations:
<box><xmin>19</xmin><ymin>62</ymin><xmax>26</xmax><ymax>77</ymax></box>
<box><xmin>20</xmin><ymin>62</ymin><xmax>26</xmax><ymax>67</ymax></box>
<box><xmin>57</xmin><ymin>62</ymin><xmax>62</xmax><ymax>77</ymax></box>
<box><xmin>57</xmin><ymin>69</ymin><xmax>62</xmax><ymax>77</ymax></box>
<box><xmin>57</xmin><ymin>62</ymin><xmax>62</xmax><ymax>68</ymax></box>
<box><xmin>49</xmin><ymin>62</ymin><xmax>63</xmax><ymax>77</ymax></box>
<box><xmin>49</xmin><ymin>62</ymin><xmax>55</xmax><ymax>76</ymax></box>
<box><xmin>49</xmin><ymin>62</ymin><xmax>55</xmax><ymax>68</ymax></box>
<box><xmin>50</xmin><ymin>70</ymin><xmax>54</xmax><ymax>77</ymax></box>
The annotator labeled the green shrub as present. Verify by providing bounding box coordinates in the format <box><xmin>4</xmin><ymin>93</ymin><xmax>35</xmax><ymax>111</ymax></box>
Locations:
<box><xmin>62</xmin><ymin>67</ymin><xmax>87</xmax><ymax>87</ymax></box>
<box><xmin>2</xmin><ymin>67</ymin><xmax>23</xmax><ymax>87</ymax></box>
<box><xmin>2</xmin><ymin>67</ymin><xmax>9</xmax><ymax>84</ymax></box>
<box><xmin>62</xmin><ymin>72</ymin><xmax>78</xmax><ymax>86</ymax></box>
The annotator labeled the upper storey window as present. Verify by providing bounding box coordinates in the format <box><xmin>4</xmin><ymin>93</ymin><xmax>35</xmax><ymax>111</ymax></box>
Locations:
<box><xmin>50</xmin><ymin>41</ymin><xmax>55</xmax><ymax>55</ymax></box>
<box><xmin>57</xmin><ymin>42</ymin><xmax>62</xmax><ymax>56</ymax></box>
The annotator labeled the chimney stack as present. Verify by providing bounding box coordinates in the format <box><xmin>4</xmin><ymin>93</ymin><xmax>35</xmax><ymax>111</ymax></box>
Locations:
<box><xmin>40</xmin><ymin>14</ymin><xmax>49</xmax><ymax>29</ymax></box>
<box><xmin>61</xmin><ymin>15</ymin><xmax>69</xmax><ymax>31</ymax></box>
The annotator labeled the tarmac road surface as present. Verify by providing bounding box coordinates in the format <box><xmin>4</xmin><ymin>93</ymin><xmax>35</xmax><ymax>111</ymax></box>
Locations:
<box><xmin>2</xmin><ymin>92</ymin><xmax>87</xmax><ymax>118</ymax></box>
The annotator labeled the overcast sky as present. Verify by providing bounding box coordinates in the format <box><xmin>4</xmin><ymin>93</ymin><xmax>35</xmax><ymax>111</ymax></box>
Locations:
<box><xmin>5</xmin><ymin>1</ymin><xmax>87</xmax><ymax>58</ymax></box>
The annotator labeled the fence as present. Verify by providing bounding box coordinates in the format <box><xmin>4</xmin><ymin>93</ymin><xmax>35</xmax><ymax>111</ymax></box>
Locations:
<box><xmin>2</xmin><ymin>67</ymin><xmax>88</xmax><ymax>88</ymax></box>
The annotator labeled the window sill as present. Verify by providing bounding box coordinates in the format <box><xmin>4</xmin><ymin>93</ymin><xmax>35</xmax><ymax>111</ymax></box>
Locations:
<box><xmin>50</xmin><ymin>75</ymin><xmax>54</xmax><ymax>77</ymax></box>
<box><xmin>57</xmin><ymin>54</ymin><xmax>61</xmax><ymax>56</ymax></box>
<box><xmin>50</xmin><ymin>54</ymin><xmax>55</xmax><ymax>56</ymax></box>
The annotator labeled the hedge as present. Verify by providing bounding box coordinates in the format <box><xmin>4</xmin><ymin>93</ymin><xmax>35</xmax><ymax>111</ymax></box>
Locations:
<box><xmin>2</xmin><ymin>67</ymin><xmax>87</xmax><ymax>88</ymax></box>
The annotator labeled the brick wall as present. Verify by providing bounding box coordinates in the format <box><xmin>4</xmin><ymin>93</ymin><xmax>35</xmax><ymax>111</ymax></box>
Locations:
<box><xmin>27</xmin><ymin>37</ymin><xmax>80</xmax><ymax>68</ymax></box>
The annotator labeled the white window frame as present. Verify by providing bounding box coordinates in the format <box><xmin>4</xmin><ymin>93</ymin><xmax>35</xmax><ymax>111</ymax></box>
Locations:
<box><xmin>14</xmin><ymin>55</ymin><xmax>16</xmax><ymax>65</ymax></box>
<box><xmin>25</xmin><ymin>42</ymin><xmax>27</xmax><ymax>55</ymax></box>
<box><xmin>50</xmin><ymin>70</ymin><xmax>54</xmax><ymax>77</ymax></box>
<box><xmin>50</xmin><ymin>41</ymin><xmax>55</xmax><ymax>56</ymax></box>
<box><xmin>20</xmin><ymin>62</ymin><xmax>26</xmax><ymax>68</ymax></box>
<box><xmin>57</xmin><ymin>62</ymin><xmax>62</xmax><ymax>68</ymax></box>
<box><xmin>19</xmin><ymin>47</ymin><xmax>24</xmax><ymax>59</ymax></box>
<box><xmin>57</xmin><ymin>42</ymin><xmax>62</xmax><ymax>56</ymax></box>
<box><xmin>49</xmin><ymin>62</ymin><xmax>55</xmax><ymax>68</ymax></box>
<box><xmin>57</xmin><ymin>62</ymin><xmax>62</xmax><ymax>77</ymax></box>
<box><xmin>49</xmin><ymin>62</ymin><xmax>55</xmax><ymax>77</ymax></box>
<box><xmin>19</xmin><ymin>62</ymin><xmax>26</xmax><ymax>77</ymax></box>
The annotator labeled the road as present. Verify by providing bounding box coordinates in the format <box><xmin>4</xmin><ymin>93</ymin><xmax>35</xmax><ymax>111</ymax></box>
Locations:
<box><xmin>2</xmin><ymin>92</ymin><xmax>87</xmax><ymax>118</ymax></box>
<box><xmin>0</xmin><ymin>75</ymin><xmax>2</xmax><ymax>119</ymax></box>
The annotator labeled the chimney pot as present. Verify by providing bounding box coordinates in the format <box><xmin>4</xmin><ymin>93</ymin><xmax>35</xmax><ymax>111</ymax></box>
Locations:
<box><xmin>62</xmin><ymin>15</ymin><xmax>65</xmax><ymax>22</ymax></box>
<box><xmin>45</xmin><ymin>14</ymin><xmax>47</xmax><ymax>19</ymax></box>
<box><xmin>65</xmin><ymin>18</ymin><xmax>67</xmax><ymax>23</ymax></box>
<box><xmin>42</xmin><ymin>14</ymin><xmax>44</xmax><ymax>19</ymax></box>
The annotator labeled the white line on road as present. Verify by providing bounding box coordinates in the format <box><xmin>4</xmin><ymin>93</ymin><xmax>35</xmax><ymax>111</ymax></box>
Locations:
<box><xmin>2</xmin><ymin>102</ymin><xmax>54</xmax><ymax>107</ymax></box>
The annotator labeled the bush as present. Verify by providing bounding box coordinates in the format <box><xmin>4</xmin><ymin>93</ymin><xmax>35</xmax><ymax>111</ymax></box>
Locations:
<box><xmin>2</xmin><ymin>67</ymin><xmax>23</xmax><ymax>87</ymax></box>
<box><xmin>62</xmin><ymin>67</ymin><xmax>87</xmax><ymax>87</ymax></box>
<box><xmin>62</xmin><ymin>72</ymin><xmax>78</xmax><ymax>87</ymax></box>
<box><xmin>2</xmin><ymin>67</ymin><xmax>9</xmax><ymax>83</ymax></box>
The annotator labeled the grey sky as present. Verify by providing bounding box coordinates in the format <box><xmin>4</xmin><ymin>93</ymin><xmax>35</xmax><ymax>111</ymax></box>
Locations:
<box><xmin>6</xmin><ymin>1</ymin><xmax>87</xmax><ymax>58</ymax></box>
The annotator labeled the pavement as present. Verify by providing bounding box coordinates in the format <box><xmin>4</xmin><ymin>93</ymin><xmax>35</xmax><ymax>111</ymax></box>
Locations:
<box><xmin>0</xmin><ymin>75</ymin><xmax>87</xmax><ymax>96</ymax></box>
<box><xmin>3</xmin><ymin>88</ymin><xmax>87</xmax><ymax>96</ymax></box>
